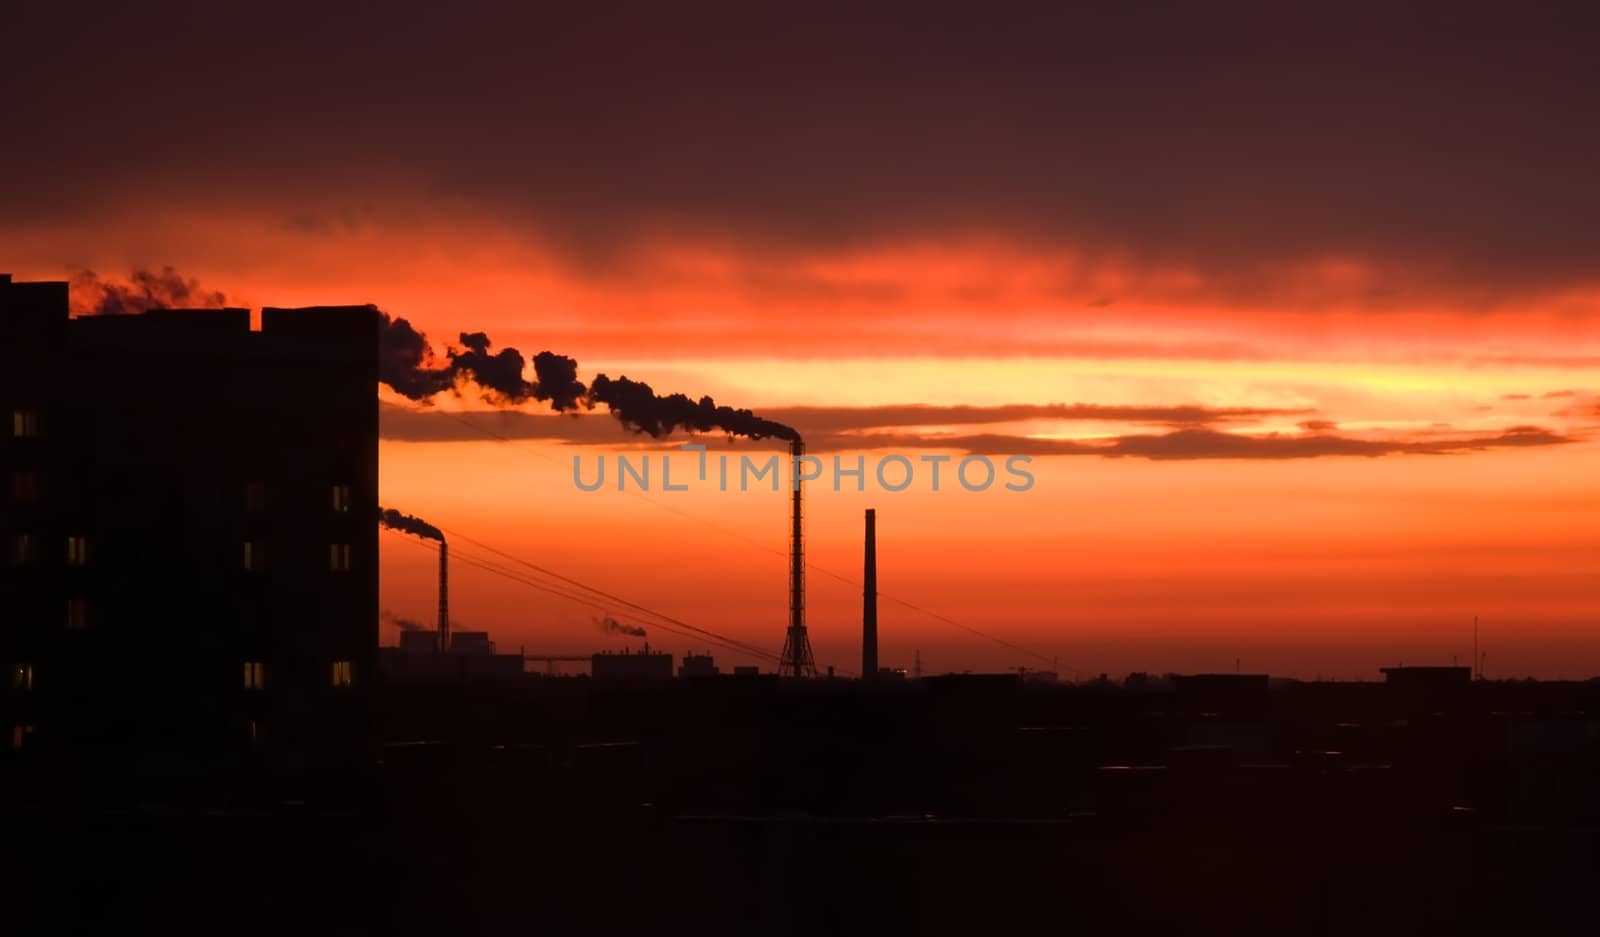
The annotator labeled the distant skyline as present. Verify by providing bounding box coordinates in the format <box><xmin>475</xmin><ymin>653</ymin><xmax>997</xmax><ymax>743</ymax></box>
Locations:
<box><xmin>5</xmin><ymin>3</ymin><xmax>1599</xmax><ymax>676</ymax></box>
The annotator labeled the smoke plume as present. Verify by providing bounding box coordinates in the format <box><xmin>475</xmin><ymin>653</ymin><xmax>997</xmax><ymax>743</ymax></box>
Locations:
<box><xmin>597</xmin><ymin>615</ymin><xmax>648</xmax><ymax>638</ymax></box>
<box><xmin>381</xmin><ymin>609</ymin><xmax>425</xmax><ymax>631</ymax></box>
<box><xmin>75</xmin><ymin>268</ymin><xmax>795</xmax><ymax>443</ymax></box>
<box><xmin>587</xmin><ymin>374</ymin><xmax>800</xmax><ymax>441</ymax></box>
<box><xmin>378</xmin><ymin>313</ymin><xmax>798</xmax><ymax>442</ymax></box>
<box><xmin>379</xmin><ymin>506</ymin><xmax>445</xmax><ymax>543</ymax></box>
<box><xmin>378</xmin><ymin>313</ymin><xmax>588</xmax><ymax>408</ymax></box>
<box><xmin>71</xmin><ymin>266</ymin><xmax>229</xmax><ymax>316</ymax></box>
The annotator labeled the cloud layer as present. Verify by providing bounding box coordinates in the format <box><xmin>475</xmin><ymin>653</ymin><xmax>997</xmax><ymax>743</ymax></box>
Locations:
<box><xmin>379</xmin><ymin>403</ymin><xmax>1574</xmax><ymax>460</ymax></box>
<box><xmin>6</xmin><ymin>3</ymin><xmax>1600</xmax><ymax>304</ymax></box>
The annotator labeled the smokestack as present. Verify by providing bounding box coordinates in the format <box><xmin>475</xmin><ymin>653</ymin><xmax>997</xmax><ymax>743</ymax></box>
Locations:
<box><xmin>791</xmin><ymin>439</ymin><xmax>804</xmax><ymax>644</ymax></box>
<box><xmin>863</xmin><ymin>508</ymin><xmax>877</xmax><ymax>679</ymax></box>
<box><xmin>438</xmin><ymin>542</ymin><xmax>449</xmax><ymax>654</ymax></box>
<box><xmin>779</xmin><ymin>438</ymin><xmax>816</xmax><ymax>677</ymax></box>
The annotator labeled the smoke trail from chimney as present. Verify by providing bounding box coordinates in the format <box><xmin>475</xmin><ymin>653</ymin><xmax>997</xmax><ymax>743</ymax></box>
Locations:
<box><xmin>587</xmin><ymin>374</ymin><xmax>799</xmax><ymax>441</ymax></box>
<box><xmin>378</xmin><ymin>313</ymin><xmax>589</xmax><ymax>409</ymax></box>
<box><xmin>70</xmin><ymin>269</ymin><xmax>794</xmax><ymax>442</ymax></box>
<box><xmin>378</xmin><ymin>506</ymin><xmax>445</xmax><ymax>543</ymax></box>
<box><xmin>377</xmin><ymin>314</ymin><xmax>798</xmax><ymax>442</ymax></box>
<box><xmin>381</xmin><ymin>609</ymin><xmax>426</xmax><ymax>631</ymax></box>
<box><xmin>70</xmin><ymin>266</ymin><xmax>229</xmax><ymax>316</ymax></box>
<box><xmin>597</xmin><ymin>615</ymin><xmax>648</xmax><ymax>638</ymax></box>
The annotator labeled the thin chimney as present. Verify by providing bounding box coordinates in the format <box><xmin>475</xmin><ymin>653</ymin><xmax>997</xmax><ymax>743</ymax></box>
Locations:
<box><xmin>863</xmin><ymin>508</ymin><xmax>878</xmax><ymax>678</ymax></box>
<box><xmin>438</xmin><ymin>541</ymin><xmax>449</xmax><ymax>654</ymax></box>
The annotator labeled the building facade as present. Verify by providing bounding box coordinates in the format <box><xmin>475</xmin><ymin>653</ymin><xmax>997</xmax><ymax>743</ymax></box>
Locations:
<box><xmin>1</xmin><ymin>275</ymin><xmax>378</xmax><ymax>765</ymax></box>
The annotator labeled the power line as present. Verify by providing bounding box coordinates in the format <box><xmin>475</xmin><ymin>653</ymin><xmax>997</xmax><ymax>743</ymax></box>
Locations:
<box><xmin>381</xmin><ymin>528</ymin><xmax>779</xmax><ymax>664</ymax></box>
<box><xmin>432</xmin><ymin>524</ymin><xmax>857</xmax><ymax>671</ymax></box>
<box><xmin>381</xmin><ymin>397</ymin><xmax>1057</xmax><ymax>666</ymax></box>
<box><xmin>381</xmin><ymin>530</ymin><xmax>776</xmax><ymax>663</ymax></box>
<box><xmin>429</xmin><ymin>523</ymin><xmax>780</xmax><ymax>661</ymax></box>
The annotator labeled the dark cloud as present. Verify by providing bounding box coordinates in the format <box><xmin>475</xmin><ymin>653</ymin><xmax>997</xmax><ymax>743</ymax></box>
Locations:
<box><xmin>380</xmin><ymin>404</ymin><xmax>635</xmax><ymax>445</ymax></box>
<box><xmin>1501</xmin><ymin>393</ymin><xmax>1532</xmax><ymax>401</ymax></box>
<box><xmin>6</xmin><ymin>3</ymin><xmax>1600</xmax><ymax>299</ymax></box>
<box><xmin>282</xmin><ymin>207</ymin><xmax>366</xmax><ymax>237</ymax></box>
<box><xmin>379</xmin><ymin>404</ymin><xmax>1572</xmax><ymax>460</ymax></box>
<box><xmin>377</xmin><ymin>402</ymin><xmax>1304</xmax><ymax>444</ymax></box>
<box><xmin>838</xmin><ymin>426</ymin><xmax>1574</xmax><ymax>460</ymax></box>
<box><xmin>1298</xmin><ymin>419</ymin><xmax>1338</xmax><ymax>432</ymax></box>
<box><xmin>770</xmin><ymin>403</ymin><xmax>1305</xmax><ymax>434</ymax></box>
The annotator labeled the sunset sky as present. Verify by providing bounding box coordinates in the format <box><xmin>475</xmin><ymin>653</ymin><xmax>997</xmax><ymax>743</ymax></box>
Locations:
<box><xmin>5</xmin><ymin>3</ymin><xmax>1599</xmax><ymax>677</ymax></box>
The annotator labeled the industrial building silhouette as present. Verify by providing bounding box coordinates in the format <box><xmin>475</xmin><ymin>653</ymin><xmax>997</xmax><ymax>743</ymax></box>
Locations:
<box><xmin>0</xmin><ymin>274</ymin><xmax>377</xmax><ymax>768</ymax></box>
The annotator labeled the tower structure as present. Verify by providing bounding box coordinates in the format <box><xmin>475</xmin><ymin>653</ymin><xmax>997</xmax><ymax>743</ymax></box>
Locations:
<box><xmin>438</xmin><ymin>541</ymin><xmax>449</xmax><ymax>654</ymax></box>
<box><xmin>862</xmin><ymin>508</ymin><xmax>878</xmax><ymax>678</ymax></box>
<box><xmin>779</xmin><ymin>438</ymin><xmax>817</xmax><ymax>677</ymax></box>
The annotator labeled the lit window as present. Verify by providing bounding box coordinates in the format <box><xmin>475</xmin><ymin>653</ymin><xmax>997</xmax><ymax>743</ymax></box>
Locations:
<box><xmin>329</xmin><ymin>543</ymin><xmax>351</xmax><ymax>571</ymax></box>
<box><xmin>9</xmin><ymin>471</ymin><xmax>39</xmax><ymax>502</ymax></box>
<box><xmin>11</xmin><ymin>664</ymin><xmax>33</xmax><ymax>691</ymax></box>
<box><xmin>331</xmin><ymin>660</ymin><xmax>353</xmax><ymax>687</ymax></box>
<box><xmin>9</xmin><ymin>534</ymin><xmax>32</xmax><ymax>565</ymax></box>
<box><xmin>243</xmin><ymin>541</ymin><xmax>263</xmax><ymax>570</ymax></box>
<box><xmin>243</xmin><ymin>660</ymin><xmax>266</xmax><ymax>690</ymax></box>
<box><xmin>331</xmin><ymin>484</ymin><xmax>352</xmax><ymax>513</ymax></box>
<box><xmin>245</xmin><ymin>481</ymin><xmax>266</xmax><ymax>512</ymax></box>
<box><xmin>66</xmin><ymin>598</ymin><xmax>87</xmax><ymax>629</ymax></box>
<box><xmin>10</xmin><ymin>725</ymin><xmax>32</xmax><ymax>750</ymax></box>
<box><xmin>66</xmin><ymin>535</ymin><xmax>87</xmax><ymax>566</ymax></box>
<box><xmin>12</xmin><ymin>409</ymin><xmax>39</xmax><ymax>438</ymax></box>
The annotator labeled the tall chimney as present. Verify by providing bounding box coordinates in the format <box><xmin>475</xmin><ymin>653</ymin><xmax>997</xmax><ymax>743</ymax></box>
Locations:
<box><xmin>779</xmin><ymin>438</ymin><xmax>816</xmax><ymax>676</ymax></box>
<box><xmin>863</xmin><ymin>508</ymin><xmax>878</xmax><ymax>679</ymax></box>
<box><xmin>437</xmin><ymin>540</ymin><xmax>449</xmax><ymax>654</ymax></box>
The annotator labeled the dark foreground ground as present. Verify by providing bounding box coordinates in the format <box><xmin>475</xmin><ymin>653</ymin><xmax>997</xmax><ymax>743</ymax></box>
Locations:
<box><xmin>5</xmin><ymin>677</ymin><xmax>1599</xmax><ymax>935</ymax></box>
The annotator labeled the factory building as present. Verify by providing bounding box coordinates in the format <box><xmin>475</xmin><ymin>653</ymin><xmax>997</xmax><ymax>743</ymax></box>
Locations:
<box><xmin>378</xmin><ymin>627</ymin><xmax>525</xmax><ymax>683</ymax></box>
<box><xmin>678</xmin><ymin>653</ymin><xmax>719</xmax><ymax>678</ymax></box>
<box><xmin>591</xmin><ymin>644</ymin><xmax>673</xmax><ymax>683</ymax></box>
<box><xmin>0</xmin><ymin>274</ymin><xmax>378</xmax><ymax>760</ymax></box>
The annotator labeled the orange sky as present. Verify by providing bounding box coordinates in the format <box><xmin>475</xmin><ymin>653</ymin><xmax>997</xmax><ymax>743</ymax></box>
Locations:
<box><xmin>7</xmin><ymin>5</ymin><xmax>1600</xmax><ymax>677</ymax></box>
<box><xmin>13</xmin><ymin>217</ymin><xmax>1597</xmax><ymax>679</ymax></box>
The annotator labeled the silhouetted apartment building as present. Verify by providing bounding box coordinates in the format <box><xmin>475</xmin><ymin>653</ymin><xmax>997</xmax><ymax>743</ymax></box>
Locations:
<box><xmin>0</xmin><ymin>274</ymin><xmax>378</xmax><ymax>758</ymax></box>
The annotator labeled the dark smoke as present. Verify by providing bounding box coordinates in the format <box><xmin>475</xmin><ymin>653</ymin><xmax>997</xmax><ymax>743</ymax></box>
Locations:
<box><xmin>530</xmin><ymin>350</ymin><xmax>586</xmax><ymax>411</ymax></box>
<box><xmin>378</xmin><ymin>312</ymin><xmax>587</xmax><ymax>408</ymax></box>
<box><xmin>381</xmin><ymin>609</ymin><xmax>425</xmax><ymax>631</ymax></box>
<box><xmin>378</xmin><ymin>506</ymin><xmax>445</xmax><ymax>543</ymax></box>
<box><xmin>587</xmin><ymin>374</ymin><xmax>800</xmax><ymax>441</ymax></box>
<box><xmin>70</xmin><ymin>268</ymin><xmax>791</xmax><ymax>442</ymax></box>
<box><xmin>377</xmin><ymin>313</ymin><xmax>797</xmax><ymax>442</ymax></box>
<box><xmin>72</xmin><ymin>266</ymin><xmax>228</xmax><ymax>316</ymax></box>
<box><xmin>597</xmin><ymin>615</ymin><xmax>647</xmax><ymax>638</ymax></box>
<box><xmin>377</xmin><ymin>314</ymin><xmax>454</xmax><ymax>399</ymax></box>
